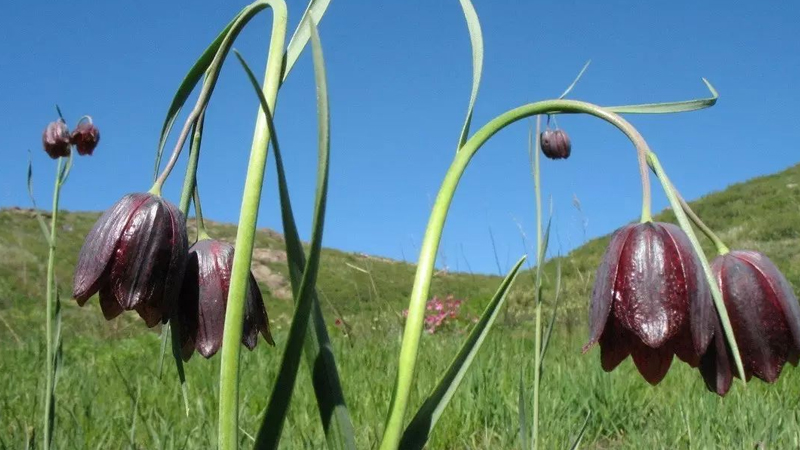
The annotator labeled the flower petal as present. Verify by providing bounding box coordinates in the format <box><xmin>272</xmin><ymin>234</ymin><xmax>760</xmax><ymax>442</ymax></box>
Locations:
<box><xmin>599</xmin><ymin>316</ymin><xmax>631</xmax><ymax>372</ymax></box>
<box><xmin>615</xmin><ymin>223</ymin><xmax>688</xmax><ymax>348</ymax></box>
<box><xmin>73</xmin><ymin>193</ymin><xmax>149</xmax><ymax>303</ymax></box>
<box><xmin>631</xmin><ymin>339</ymin><xmax>673</xmax><ymax>385</ymax></box>
<box><xmin>660</xmin><ymin>223</ymin><xmax>713</xmax><ymax>356</ymax></box>
<box><xmin>585</xmin><ymin>224</ymin><xmax>635</xmax><ymax>351</ymax></box>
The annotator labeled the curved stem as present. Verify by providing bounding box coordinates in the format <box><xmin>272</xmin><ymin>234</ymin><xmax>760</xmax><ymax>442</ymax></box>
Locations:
<box><xmin>217</xmin><ymin>2</ymin><xmax>287</xmax><ymax>449</ymax></box>
<box><xmin>674</xmin><ymin>190</ymin><xmax>729</xmax><ymax>255</ymax></box>
<box><xmin>43</xmin><ymin>157</ymin><xmax>62</xmax><ymax>450</ymax></box>
<box><xmin>380</xmin><ymin>99</ymin><xmax>655</xmax><ymax>450</ymax></box>
<box><xmin>646</xmin><ymin>151</ymin><xmax>746</xmax><ymax>383</ymax></box>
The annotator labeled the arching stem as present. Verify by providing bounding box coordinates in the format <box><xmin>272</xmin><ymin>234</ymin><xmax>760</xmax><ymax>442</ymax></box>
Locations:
<box><xmin>380</xmin><ymin>99</ymin><xmax>655</xmax><ymax>450</ymax></box>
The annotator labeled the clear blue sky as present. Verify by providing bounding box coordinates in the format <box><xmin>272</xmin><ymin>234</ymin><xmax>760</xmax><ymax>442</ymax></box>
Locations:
<box><xmin>2</xmin><ymin>1</ymin><xmax>798</xmax><ymax>275</ymax></box>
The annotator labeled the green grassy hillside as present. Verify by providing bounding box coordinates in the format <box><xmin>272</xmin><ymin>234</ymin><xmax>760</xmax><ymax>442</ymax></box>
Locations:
<box><xmin>1</xmin><ymin>163</ymin><xmax>799</xmax><ymax>342</ymax></box>
<box><xmin>1</xmin><ymin>164</ymin><xmax>799</xmax><ymax>448</ymax></box>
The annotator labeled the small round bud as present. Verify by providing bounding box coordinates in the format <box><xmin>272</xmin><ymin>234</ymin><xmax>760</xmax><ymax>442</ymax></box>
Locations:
<box><xmin>540</xmin><ymin>129</ymin><xmax>571</xmax><ymax>160</ymax></box>
<box><xmin>42</xmin><ymin>120</ymin><xmax>71</xmax><ymax>159</ymax></box>
<box><xmin>71</xmin><ymin>118</ymin><xmax>100</xmax><ymax>156</ymax></box>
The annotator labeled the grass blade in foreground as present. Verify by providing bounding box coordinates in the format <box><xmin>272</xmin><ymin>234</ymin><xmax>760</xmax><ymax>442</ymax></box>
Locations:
<box><xmin>153</xmin><ymin>0</ymin><xmax>331</xmax><ymax>180</ymax></box>
<box><xmin>558</xmin><ymin>60</ymin><xmax>591</xmax><ymax>99</ymax></box>
<box><xmin>605</xmin><ymin>78</ymin><xmax>718</xmax><ymax>114</ymax></box>
<box><xmin>237</xmin><ymin>22</ymin><xmax>354</xmax><ymax>450</ymax></box>
<box><xmin>568</xmin><ymin>411</ymin><xmax>592</xmax><ymax>450</ymax></box>
<box><xmin>455</xmin><ymin>0</ymin><xmax>483</xmax><ymax>151</ymax></box>
<box><xmin>399</xmin><ymin>256</ymin><xmax>527</xmax><ymax>449</ymax></box>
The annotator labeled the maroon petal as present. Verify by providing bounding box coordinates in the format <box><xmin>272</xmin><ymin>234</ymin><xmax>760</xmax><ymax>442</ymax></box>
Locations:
<box><xmin>599</xmin><ymin>316</ymin><xmax>631</xmax><ymax>372</ymax></box>
<box><xmin>717</xmin><ymin>253</ymin><xmax>789</xmax><ymax>383</ymax></box>
<box><xmin>243</xmin><ymin>273</ymin><xmax>273</xmax><ymax>349</ymax></box>
<box><xmin>73</xmin><ymin>193</ymin><xmax>150</xmax><ymax>303</ymax></box>
<box><xmin>631</xmin><ymin>339</ymin><xmax>673</xmax><ymax>385</ymax></box>
<box><xmin>160</xmin><ymin>199</ymin><xmax>189</xmax><ymax>320</ymax></box>
<box><xmin>109</xmin><ymin>196</ymin><xmax>171</xmax><ymax>313</ymax></box>
<box><xmin>736</xmin><ymin>251</ymin><xmax>800</xmax><ymax>353</ymax></box>
<box><xmin>194</xmin><ymin>240</ymin><xmax>232</xmax><ymax>358</ymax></box>
<box><xmin>585</xmin><ymin>224</ymin><xmax>635</xmax><ymax>351</ymax></box>
<box><xmin>661</xmin><ymin>223</ymin><xmax>713</xmax><ymax>356</ymax></box>
<box><xmin>699</xmin><ymin>318</ymin><xmax>733</xmax><ymax>396</ymax></box>
<box><xmin>615</xmin><ymin>223</ymin><xmax>688</xmax><ymax>348</ymax></box>
<box><xmin>98</xmin><ymin>285</ymin><xmax>124</xmax><ymax>320</ymax></box>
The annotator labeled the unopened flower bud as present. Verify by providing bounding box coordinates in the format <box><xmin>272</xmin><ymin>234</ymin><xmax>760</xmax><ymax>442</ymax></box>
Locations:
<box><xmin>540</xmin><ymin>129</ymin><xmax>571</xmax><ymax>160</ymax></box>
<box><xmin>42</xmin><ymin>120</ymin><xmax>71</xmax><ymax>159</ymax></box>
<box><xmin>71</xmin><ymin>118</ymin><xmax>100</xmax><ymax>156</ymax></box>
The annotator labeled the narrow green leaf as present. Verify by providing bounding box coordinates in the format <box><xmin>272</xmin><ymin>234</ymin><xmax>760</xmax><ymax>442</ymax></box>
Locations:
<box><xmin>569</xmin><ymin>411</ymin><xmax>592</xmax><ymax>450</ymax></box>
<box><xmin>539</xmin><ymin>259</ymin><xmax>561</xmax><ymax>367</ymax></box>
<box><xmin>57</xmin><ymin>150</ymin><xmax>74</xmax><ymax>187</ymax></box>
<box><xmin>399</xmin><ymin>256</ymin><xmax>527</xmax><ymax>450</ymax></box>
<box><xmin>605</xmin><ymin>78</ymin><xmax>718</xmax><ymax>114</ymax></box>
<box><xmin>154</xmin><ymin>0</ymin><xmax>330</xmax><ymax>180</ymax></box>
<box><xmin>535</xmin><ymin>217</ymin><xmax>552</xmax><ymax>304</ymax></box>
<box><xmin>157</xmin><ymin>324</ymin><xmax>170</xmax><ymax>378</ymax></box>
<box><xmin>558</xmin><ymin>60</ymin><xmax>591</xmax><ymax>99</ymax></box>
<box><xmin>455</xmin><ymin>0</ymin><xmax>484</xmax><ymax>151</ymax></box>
<box><xmin>237</xmin><ymin>21</ymin><xmax>353</xmax><ymax>449</ymax></box>
<box><xmin>26</xmin><ymin>155</ymin><xmax>51</xmax><ymax>244</ymax></box>
<box><xmin>518</xmin><ymin>366</ymin><xmax>529</xmax><ymax>450</ymax></box>
<box><xmin>282</xmin><ymin>0</ymin><xmax>332</xmax><ymax>83</ymax></box>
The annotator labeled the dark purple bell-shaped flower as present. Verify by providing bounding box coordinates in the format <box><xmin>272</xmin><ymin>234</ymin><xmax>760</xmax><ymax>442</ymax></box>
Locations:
<box><xmin>584</xmin><ymin>222</ymin><xmax>714</xmax><ymax>384</ymax></box>
<box><xmin>175</xmin><ymin>239</ymin><xmax>273</xmax><ymax>360</ymax></box>
<box><xmin>71</xmin><ymin>118</ymin><xmax>100</xmax><ymax>156</ymax></box>
<box><xmin>700</xmin><ymin>250</ymin><xmax>800</xmax><ymax>395</ymax></box>
<box><xmin>42</xmin><ymin>120</ymin><xmax>71</xmax><ymax>159</ymax></box>
<box><xmin>540</xmin><ymin>129</ymin><xmax>571</xmax><ymax>160</ymax></box>
<box><xmin>72</xmin><ymin>193</ymin><xmax>188</xmax><ymax>327</ymax></box>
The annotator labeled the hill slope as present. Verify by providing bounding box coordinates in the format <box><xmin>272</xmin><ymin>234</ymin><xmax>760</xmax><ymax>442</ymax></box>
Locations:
<box><xmin>1</xmin><ymin>163</ymin><xmax>799</xmax><ymax>342</ymax></box>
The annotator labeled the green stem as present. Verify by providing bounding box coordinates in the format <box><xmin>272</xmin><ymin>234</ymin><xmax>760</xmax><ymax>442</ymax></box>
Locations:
<box><xmin>380</xmin><ymin>100</ymin><xmax>655</xmax><ymax>450</ymax></box>
<box><xmin>179</xmin><ymin>106</ymin><xmax>206</xmax><ymax>214</ymax></box>
<box><xmin>674</xmin><ymin>190</ymin><xmax>729</xmax><ymax>255</ymax></box>
<box><xmin>193</xmin><ymin>186</ymin><xmax>210</xmax><ymax>240</ymax></box>
<box><xmin>645</xmin><ymin>151</ymin><xmax>746</xmax><ymax>383</ymax></box>
<box><xmin>43</xmin><ymin>157</ymin><xmax>63</xmax><ymax>450</ymax></box>
<box><xmin>217</xmin><ymin>3</ymin><xmax>287</xmax><ymax>449</ymax></box>
<box><xmin>531</xmin><ymin>115</ymin><xmax>542</xmax><ymax>450</ymax></box>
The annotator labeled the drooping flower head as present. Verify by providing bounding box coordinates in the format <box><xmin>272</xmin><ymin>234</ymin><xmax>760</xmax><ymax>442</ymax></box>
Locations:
<box><xmin>700</xmin><ymin>250</ymin><xmax>800</xmax><ymax>395</ymax></box>
<box><xmin>540</xmin><ymin>129</ymin><xmax>571</xmax><ymax>160</ymax></box>
<box><xmin>71</xmin><ymin>118</ymin><xmax>100</xmax><ymax>156</ymax></box>
<box><xmin>584</xmin><ymin>221</ymin><xmax>714</xmax><ymax>384</ymax></box>
<box><xmin>72</xmin><ymin>193</ymin><xmax>188</xmax><ymax>327</ymax></box>
<box><xmin>175</xmin><ymin>239</ymin><xmax>273</xmax><ymax>360</ymax></box>
<box><xmin>42</xmin><ymin>120</ymin><xmax>71</xmax><ymax>159</ymax></box>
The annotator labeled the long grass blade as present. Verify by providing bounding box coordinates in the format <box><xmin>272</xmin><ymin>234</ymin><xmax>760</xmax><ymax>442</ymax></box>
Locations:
<box><xmin>605</xmin><ymin>78</ymin><xmax>718</xmax><ymax>114</ymax></box>
<box><xmin>399</xmin><ymin>256</ymin><xmax>527</xmax><ymax>449</ymax></box>
<box><xmin>558</xmin><ymin>60</ymin><xmax>591</xmax><ymax>99</ymax></box>
<box><xmin>154</xmin><ymin>0</ymin><xmax>330</xmax><ymax>179</ymax></box>
<box><xmin>455</xmin><ymin>0</ymin><xmax>484</xmax><ymax>151</ymax></box>
<box><xmin>26</xmin><ymin>156</ymin><xmax>51</xmax><ymax>243</ymax></box>
<box><xmin>539</xmin><ymin>259</ymin><xmax>561</xmax><ymax>367</ymax></box>
<box><xmin>237</xmin><ymin>21</ymin><xmax>353</xmax><ymax>449</ymax></box>
<box><xmin>568</xmin><ymin>411</ymin><xmax>592</xmax><ymax>450</ymax></box>
<box><xmin>283</xmin><ymin>0</ymin><xmax>331</xmax><ymax>83</ymax></box>
<box><xmin>518</xmin><ymin>366</ymin><xmax>529</xmax><ymax>450</ymax></box>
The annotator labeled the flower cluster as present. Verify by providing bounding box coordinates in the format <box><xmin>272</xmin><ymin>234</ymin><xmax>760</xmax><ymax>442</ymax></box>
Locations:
<box><xmin>403</xmin><ymin>295</ymin><xmax>465</xmax><ymax>334</ymax></box>
<box><xmin>72</xmin><ymin>198</ymin><xmax>274</xmax><ymax>358</ymax></box>
<box><xmin>42</xmin><ymin>117</ymin><xmax>100</xmax><ymax>158</ymax></box>
<box><xmin>585</xmin><ymin>221</ymin><xmax>800</xmax><ymax>395</ymax></box>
